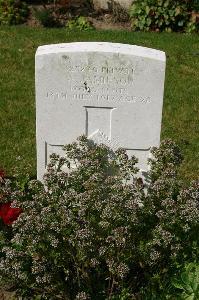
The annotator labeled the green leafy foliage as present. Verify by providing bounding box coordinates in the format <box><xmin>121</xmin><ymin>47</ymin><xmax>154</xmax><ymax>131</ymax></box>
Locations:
<box><xmin>0</xmin><ymin>137</ymin><xmax>198</xmax><ymax>299</ymax></box>
<box><xmin>188</xmin><ymin>0</ymin><xmax>199</xmax><ymax>11</ymax></box>
<box><xmin>139</xmin><ymin>262</ymin><xmax>199</xmax><ymax>299</ymax></box>
<box><xmin>0</xmin><ymin>0</ymin><xmax>29</xmax><ymax>25</ymax></box>
<box><xmin>129</xmin><ymin>0</ymin><xmax>198</xmax><ymax>32</ymax></box>
<box><xmin>66</xmin><ymin>16</ymin><xmax>94</xmax><ymax>31</ymax></box>
<box><xmin>172</xmin><ymin>263</ymin><xmax>199</xmax><ymax>299</ymax></box>
<box><xmin>34</xmin><ymin>7</ymin><xmax>61</xmax><ymax>28</ymax></box>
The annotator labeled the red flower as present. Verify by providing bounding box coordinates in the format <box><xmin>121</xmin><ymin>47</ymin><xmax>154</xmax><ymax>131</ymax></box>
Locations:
<box><xmin>0</xmin><ymin>202</ymin><xmax>22</xmax><ymax>225</ymax></box>
<box><xmin>0</xmin><ymin>168</ymin><xmax>5</xmax><ymax>179</ymax></box>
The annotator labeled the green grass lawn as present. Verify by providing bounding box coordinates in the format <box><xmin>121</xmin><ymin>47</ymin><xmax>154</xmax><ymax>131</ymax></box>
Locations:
<box><xmin>0</xmin><ymin>26</ymin><xmax>198</xmax><ymax>181</ymax></box>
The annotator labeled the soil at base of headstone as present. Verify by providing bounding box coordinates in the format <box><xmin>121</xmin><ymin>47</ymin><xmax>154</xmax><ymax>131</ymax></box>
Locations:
<box><xmin>26</xmin><ymin>4</ymin><xmax>131</xmax><ymax>31</ymax></box>
<box><xmin>88</xmin><ymin>15</ymin><xmax>131</xmax><ymax>31</ymax></box>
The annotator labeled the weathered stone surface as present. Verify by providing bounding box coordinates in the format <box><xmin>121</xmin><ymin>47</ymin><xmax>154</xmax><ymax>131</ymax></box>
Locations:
<box><xmin>93</xmin><ymin>0</ymin><xmax>133</xmax><ymax>10</ymax></box>
<box><xmin>36</xmin><ymin>42</ymin><xmax>166</xmax><ymax>180</ymax></box>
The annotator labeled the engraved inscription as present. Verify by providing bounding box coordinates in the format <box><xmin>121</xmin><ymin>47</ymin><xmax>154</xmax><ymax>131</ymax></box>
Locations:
<box><xmin>46</xmin><ymin>91</ymin><xmax>67</xmax><ymax>100</ymax></box>
<box><xmin>63</xmin><ymin>62</ymin><xmax>134</xmax><ymax>87</ymax></box>
<box><xmin>71</xmin><ymin>86</ymin><xmax>125</xmax><ymax>94</ymax></box>
<box><xmin>46</xmin><ymin>62</ymin><xmax>151</xmax><ymax>104</ymax></box>
<box><xmin>63</xmin><ymin>63</ymin><xmax>133</xmax><ymax>75</ymax></box>
<box><xmin>83</xmin><ymin>75</ymin><xmax>133</xmax><ymax>85</ymax></box>
<box><xmin>46</xmin><ymin>91</ymin><xmax>151</xmax><ymax>104</ymax></box>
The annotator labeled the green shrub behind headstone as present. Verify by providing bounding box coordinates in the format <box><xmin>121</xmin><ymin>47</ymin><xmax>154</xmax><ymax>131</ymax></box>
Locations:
<box><xmin>0</xmin><ymin>0</ymin><xmax>29</xmax><ymax>25</ymax></box>
<box><xmin>129</xmin><ymin>0</ymin><xmax>198</xmax><ymax>32</ymax></box>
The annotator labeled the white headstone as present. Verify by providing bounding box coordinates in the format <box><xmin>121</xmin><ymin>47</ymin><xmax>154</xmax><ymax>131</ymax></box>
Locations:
<box><xmin>36</xmin><ymin>42</ymin><xmax>166</xmax><ymax>180</ymax></box>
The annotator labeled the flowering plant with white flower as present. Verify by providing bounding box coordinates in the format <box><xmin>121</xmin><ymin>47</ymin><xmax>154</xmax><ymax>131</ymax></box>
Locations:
<box><xmin>0</xmin><ymin>136</ymin><xmax>198</xmax><ymax>299</ymax></box>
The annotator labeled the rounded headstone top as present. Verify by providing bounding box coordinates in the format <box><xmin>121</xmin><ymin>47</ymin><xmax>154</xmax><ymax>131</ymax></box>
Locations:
<box><xmin>36</xmin><ymin>42</ymin><xmax>166</xmax><ymax>62</ymax></box>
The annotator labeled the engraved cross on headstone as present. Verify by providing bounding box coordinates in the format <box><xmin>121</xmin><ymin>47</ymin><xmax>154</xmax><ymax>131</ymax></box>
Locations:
<box><xmin>85</xmin><ymin>106</ymin><xmax>120</xmax><ymax>150</ymax></box>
